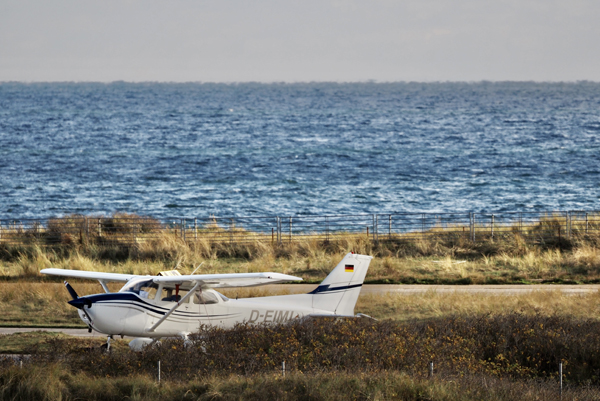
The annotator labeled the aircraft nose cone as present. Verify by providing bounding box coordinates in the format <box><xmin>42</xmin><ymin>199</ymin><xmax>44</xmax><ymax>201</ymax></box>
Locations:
<box><xmin>68</xmin><ymin>297</ymin><xmax>91</xmax><ymax>309</ymax></box>
<box><xmin>68</xmin><ymin>298</ymin><xmax>85</xmax><ymax>309</ymax></box>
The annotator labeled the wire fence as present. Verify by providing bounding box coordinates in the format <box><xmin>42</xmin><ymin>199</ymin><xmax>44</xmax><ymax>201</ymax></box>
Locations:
<box><xmin>0</xmin><ymin>211</ymin><xmax>599</xmax><ymax>247</ymax></box>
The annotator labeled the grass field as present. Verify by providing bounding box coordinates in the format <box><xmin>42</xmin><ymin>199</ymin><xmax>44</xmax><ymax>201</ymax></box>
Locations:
<box><xmin>0</xmin><ymin>280</ymin><xmax>598</xmax><ymax>327</ymax></box>
<box><xmin>2</xmin><ymin>367</ymin><xmax>596</xmax><ymax>401</ymax></box>
<box><xmin>3</xmin><ymin>316</ymin><xmax>600</xmax><ymax>400</ymax></box>
<box><xmin>3</xmin><ymin>237</ymin><xmax>600</xmax><ymax>285</ymax></box>
<box><xmin>1</xmin><ymin>211</ymin><xmax>600</xmax><ymax>285</ymax></box>
<box><xmin>2</xmin><ymin>218</ymin><xmax>600</xmax><ymax>399</ymax></box>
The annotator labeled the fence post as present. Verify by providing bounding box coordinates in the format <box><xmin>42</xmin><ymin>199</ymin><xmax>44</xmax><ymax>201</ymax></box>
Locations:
<box><xmin>491</xmin><ymin>214</ymin><xmax>494</xmax><ymax>239</ymax></box>
<box><xmin>98</xmin><ymin>218</ymin><xmax>102</xmax><ymax>238</ymax></box>
<box><xmin>567</xmin><ymin>212</ymin><xmax>571</xmax><ymax>239</ymax></box>
<box><xmin>277</xmin><ymin>217</ymin><xmax>281</xmax><ymax>245</ymax></box>
<box><xmin>158</xmin><ymin>360</ymin><xmax>161</xmax><ymax>383</ymax></box>
<box><xmin>194</xmin><ymin>218</ymin><xmax>198</xmax><ymax>241</ymax></box>
<box><xmin>289</xmin><ymin>217</ymin><xmax>292</xmax><ymax>244</ymax></box>
<box><xmin>585</xmin><ymin>212</ymin><xmax>588</xmax><ymax>234</ymax></box>
<box><xmin>472</xmin><ymin>213</ymin><xmax>476</xmax><ymax>243</ymax></box>
<box><xmin>428</xmin><ymin>361</ymin><xmax>433</xmax><ymax>377</ymax></box>
<box><xmin>389</xmin><ymin>215</ymin><xmax>392</xmax><ymax>240</ymax></box>
<box><xmin>326</xmin><ymin>216</ymin><xmax>329</xmax><ymax>242</ymax></box>
<box><xmin>373</xmin><ymin>214</ymin><xmax>378</xmax><ymax>242</ymax></box>
<box><xmin>469</xmin><ymin>213</ymin><xmax>473</xmax><ymax>242</ymax></box>
<box><xmin>131</xmin><ymin>219</ymin><xmax>136</xmax><ymax>244</ymax></box>
<box><xmin>282</xmin><ymin>361</ymin><xmax>286</xmax><ymax>377</ymax></box>
<box><xmin>559</xmin><ymin>362</ymin><xmax>563</xmax><ymax>398</ymax></box>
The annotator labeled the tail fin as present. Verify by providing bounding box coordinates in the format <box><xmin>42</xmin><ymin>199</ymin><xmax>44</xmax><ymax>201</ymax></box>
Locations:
<box><xmin>310</xmin><ymin>253</ymin><xmax>372</xmax><ymax>316</ymax></box>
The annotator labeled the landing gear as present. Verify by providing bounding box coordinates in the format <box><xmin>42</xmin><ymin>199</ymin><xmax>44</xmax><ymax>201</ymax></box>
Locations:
<box><xmin>100</xmin><ymin>335</ymin><xmax>113</xmax><ymax>353</ymax></box>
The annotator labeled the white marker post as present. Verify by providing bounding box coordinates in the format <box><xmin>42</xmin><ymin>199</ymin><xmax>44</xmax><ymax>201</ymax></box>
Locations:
<box><xmin>559</xmin><ymin>362</ymin><xmax>563</xmax><ymax>398</ymax></box>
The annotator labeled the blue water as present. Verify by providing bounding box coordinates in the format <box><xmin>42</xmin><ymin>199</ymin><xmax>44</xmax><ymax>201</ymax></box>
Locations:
<box><xmin>1</xmin><ymin>82</ymin><xmax>600</xmax><ymax>220</ymax></box>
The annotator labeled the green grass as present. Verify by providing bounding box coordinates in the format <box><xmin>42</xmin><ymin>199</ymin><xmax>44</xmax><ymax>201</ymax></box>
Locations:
<box><xmin>0</xmin><ymin>332</ymin><xmax>69</xmax><ymax>354</ymax></box>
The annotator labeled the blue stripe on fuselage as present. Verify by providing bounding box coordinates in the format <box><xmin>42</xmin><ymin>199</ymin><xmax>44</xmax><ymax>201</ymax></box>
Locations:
<box><xmin>77</xmin><ymin>292</ymin><xmax>233</xmax><ymax>318</ymax></box>
<box><xmin>308</xmin><ymin>283</ymin><xmax>362</xmax><ymax>294</ymax></box>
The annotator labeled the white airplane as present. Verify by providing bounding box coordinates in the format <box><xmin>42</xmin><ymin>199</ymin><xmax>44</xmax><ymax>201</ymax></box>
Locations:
<box><xmin>40</xmin><ymin>253</ymin><xmax>372</xmax><ymax>350</ymax></box>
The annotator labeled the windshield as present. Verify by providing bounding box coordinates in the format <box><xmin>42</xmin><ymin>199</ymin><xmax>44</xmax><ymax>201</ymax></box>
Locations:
<box><xmin>120</xmin><ymin>279</ymin><xmax>159</xmax><ymax>299</ymax></box>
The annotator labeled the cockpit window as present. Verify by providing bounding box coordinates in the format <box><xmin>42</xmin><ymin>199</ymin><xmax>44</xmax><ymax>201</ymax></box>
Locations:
<box><xmin>121</xmin><ymin>279</ymin><xmax>159</xmax><ymax>300</ymax></box>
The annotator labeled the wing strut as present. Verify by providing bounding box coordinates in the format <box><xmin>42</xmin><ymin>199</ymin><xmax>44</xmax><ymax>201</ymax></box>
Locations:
<box><xmin>98</xmin><ymin>280</ymin><xmax>110</xmax><ymax>293</ymax></box>
<box><xmin>145</xmin><ymin>282</ymin><xmax>201</xmax><ymax>333</ymax></box>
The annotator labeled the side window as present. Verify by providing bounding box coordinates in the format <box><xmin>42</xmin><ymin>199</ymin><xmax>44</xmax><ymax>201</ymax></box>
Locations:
<box><xmin>141</xmin><ymin>284</ymin><xmax>158</xmax><ymax>300</ymax></box>
<box><xmin>193</xmin><ymin>291</ymin><xmax>219</xmax><ymax>305</ymax></box>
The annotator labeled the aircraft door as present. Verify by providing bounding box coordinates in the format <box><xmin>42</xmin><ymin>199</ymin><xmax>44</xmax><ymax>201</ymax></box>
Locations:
<box><xmin>189</xmin><ymin>289</ymin><xmax>228</xmax><ymax>332</ymax></box>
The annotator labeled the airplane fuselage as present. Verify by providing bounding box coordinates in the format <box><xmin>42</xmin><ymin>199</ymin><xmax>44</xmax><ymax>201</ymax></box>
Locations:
<box><xmin>77</xmin><ymin>290</ymin><xmax>330</xmax><ymax>338</ymax></box>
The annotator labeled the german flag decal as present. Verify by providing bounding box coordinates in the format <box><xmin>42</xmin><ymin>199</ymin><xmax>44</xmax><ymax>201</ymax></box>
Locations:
<box><xmin>345</xmin><ymin>264</ymin><xmax>354</xmax><ymax>272</ymax></box>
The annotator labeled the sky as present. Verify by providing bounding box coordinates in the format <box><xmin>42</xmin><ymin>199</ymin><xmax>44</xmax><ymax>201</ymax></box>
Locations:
<box><xmin>1</xmin><ymin>0</ymin><xmax>599</xmax><ymax>82</ymax></box>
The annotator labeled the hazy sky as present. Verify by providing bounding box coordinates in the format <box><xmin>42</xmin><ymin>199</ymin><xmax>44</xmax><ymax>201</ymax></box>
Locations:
<box><xmin>1</xmin><ymin>0</ymin><xmax>599</xmax><ymax>82</ymax></box>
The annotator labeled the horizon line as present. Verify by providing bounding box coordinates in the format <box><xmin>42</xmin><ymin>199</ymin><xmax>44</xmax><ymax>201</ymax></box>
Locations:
<box><xmin>2</xmin><ymin>79</ymin><xmax>600</xmax><ymax>85</ymax></box>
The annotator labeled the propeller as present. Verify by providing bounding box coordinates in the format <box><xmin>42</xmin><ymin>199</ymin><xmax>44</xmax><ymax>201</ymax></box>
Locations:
<box><xmin>64</xmin><ymin>281</ymin><xmax>93</xmax><ymax>321</ymax></box>
<box><xmin>64</xmin><ymin>281</ymin><xmax>79</xmax><ymax>300</ymax></box>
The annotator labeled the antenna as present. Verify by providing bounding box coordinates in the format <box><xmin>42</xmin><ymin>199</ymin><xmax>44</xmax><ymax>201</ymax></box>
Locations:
<box><xmin>190</xmin><ymin>262</ymin><xmax>204</xmax><ymax>275</ymax></box>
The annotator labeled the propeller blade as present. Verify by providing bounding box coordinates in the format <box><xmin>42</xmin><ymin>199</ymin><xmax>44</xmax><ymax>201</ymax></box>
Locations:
<box><xmin>64</xmin><ymin>281</ymin><xmax>79</xmax><ymax>300</ymax></box>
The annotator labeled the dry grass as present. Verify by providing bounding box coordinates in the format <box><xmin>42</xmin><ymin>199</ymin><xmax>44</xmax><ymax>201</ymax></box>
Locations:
<box><xmin>0</xmin><ymin>282</ymin><xmax>120</xmax><ymax>326</ymax></box>
<box><xmin>1</xmin><ymin>367</ymin><xmax>594</xmax><ymax>401</ymax></box>
<box><xmin>4</xmin><ymin>243</ymin><xmax>600</xmax><ymax>285</ymax></box>
<box><xmin>4</xmin><ymin>227</ymin><xmax>600</xmax><ymax>284</ymax></box>
<box><xmin>357</xmin><ymin>289</ymin><xmax>600</xmax><ymax>321</ymax></box>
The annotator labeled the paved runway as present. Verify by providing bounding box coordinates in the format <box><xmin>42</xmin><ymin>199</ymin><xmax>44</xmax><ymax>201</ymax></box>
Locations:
<box><xmin>267</xmin><ymin>283</ymin><xmax>600</xmax><ymax>295</ymax></box>
<box><xmin>0</xmin><ymin>327</ymin><xmax>100</xmax><ymax>337</ymax></box>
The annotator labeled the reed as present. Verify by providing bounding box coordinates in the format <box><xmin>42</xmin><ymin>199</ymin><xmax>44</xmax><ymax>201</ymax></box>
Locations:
<box><xmin>2</xmin><ymin>212</ymin><xmax>600</xmax><ymax>284</ymax></box>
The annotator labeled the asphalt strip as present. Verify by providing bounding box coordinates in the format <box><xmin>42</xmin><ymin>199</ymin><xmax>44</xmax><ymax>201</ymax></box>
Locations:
<box><xmin>268</xmin><ymin>284</ymin><xmax>600</xmax><ymax>295</ymax></box>
<box><xmin>0</xmin><ymin>327</ymin><xmax>100</xmax><ymax>337</ymax></box>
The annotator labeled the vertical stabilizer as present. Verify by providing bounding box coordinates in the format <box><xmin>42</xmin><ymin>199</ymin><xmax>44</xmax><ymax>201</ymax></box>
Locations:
<box><xmin>310</xmin><ymin>253</ymin><xmax>372</xmax><ymax>316</ymax></box>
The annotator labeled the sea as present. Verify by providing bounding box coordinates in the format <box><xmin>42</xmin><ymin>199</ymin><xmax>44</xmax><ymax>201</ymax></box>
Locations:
<box><xmin>1</xmin><ymin>81</ymin><xmax>599</xmax><ymax>220</ymax></box>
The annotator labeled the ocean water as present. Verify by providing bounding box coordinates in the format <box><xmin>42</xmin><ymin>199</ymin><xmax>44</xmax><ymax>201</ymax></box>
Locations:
<box><xmin>1</xmin><ymin>82</ymin><xmax>599</xmax><ymax>220</ymax></box>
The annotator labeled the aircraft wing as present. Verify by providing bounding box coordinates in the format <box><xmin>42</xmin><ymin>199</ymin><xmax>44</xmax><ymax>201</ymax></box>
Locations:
<box><xmin>40</xmin><ymin>268</ymin><xmax>140</xmax><ymax>283</ymax></box>
<box><xmin>152</xmin><ymin>272</ymin><xmax>302</xmax><ymax>288</ymax></box>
